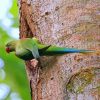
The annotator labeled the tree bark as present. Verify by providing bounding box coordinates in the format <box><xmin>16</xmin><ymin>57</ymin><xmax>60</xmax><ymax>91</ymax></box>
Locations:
<box><xmin>19</xmin><ymin>0</ymin><xmax>100</xmax><ymax>100</ymax></box>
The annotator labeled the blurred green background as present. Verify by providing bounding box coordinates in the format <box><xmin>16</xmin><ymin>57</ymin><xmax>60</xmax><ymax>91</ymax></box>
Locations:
<box><xmin>0</xmin><ymin>0</ymin><xmax>31</xmax><ymax>100</ymax></box>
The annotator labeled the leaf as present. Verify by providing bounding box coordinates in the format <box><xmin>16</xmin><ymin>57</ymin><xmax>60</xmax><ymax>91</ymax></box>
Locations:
<box><xmin>9</xmin><ymin>0</ymin><xmax>19</xmax><ymax>27</ymax></box>
<box><xmin>10</xmin><ymin>0</ymin><xmax>18</xmax><ymax>17</ymax></box>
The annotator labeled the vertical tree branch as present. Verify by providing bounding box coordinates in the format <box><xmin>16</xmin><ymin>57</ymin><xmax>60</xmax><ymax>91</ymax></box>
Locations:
<box><xmin>19</xmin><ymin>0</ymin><xmax>100</xmax><ymax>100</ymax></box>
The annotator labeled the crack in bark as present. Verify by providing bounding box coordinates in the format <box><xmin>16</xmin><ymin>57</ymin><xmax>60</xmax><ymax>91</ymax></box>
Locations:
<box><xmin>19</xmin><ymin>0</ymin><xmax>42</xmax><ymax>100</ymax></box>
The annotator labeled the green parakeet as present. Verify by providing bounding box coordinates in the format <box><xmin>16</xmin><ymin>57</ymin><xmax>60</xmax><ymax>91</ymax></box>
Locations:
<box><xmin>6</xmin><ymin>38</ymin><xmax>94</xmax><ymax>60</ymax></box>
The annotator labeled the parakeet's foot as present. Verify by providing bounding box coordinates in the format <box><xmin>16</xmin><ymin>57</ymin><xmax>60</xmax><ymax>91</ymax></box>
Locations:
<box><xmin>31</xmin><ymin>59</ymin><xmax>39</xmax><ymax>68</ymax></box>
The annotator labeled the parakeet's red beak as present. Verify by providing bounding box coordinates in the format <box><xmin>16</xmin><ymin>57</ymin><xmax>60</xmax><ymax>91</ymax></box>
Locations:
<box><xmin>6</xmin><ymin>47</ymin><xmax>10</xmax><ymax>53</ymax></box>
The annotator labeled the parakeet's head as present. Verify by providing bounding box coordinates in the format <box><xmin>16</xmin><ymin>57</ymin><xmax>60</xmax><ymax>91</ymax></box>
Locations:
<box><xmin>6</xmin><ymin>41</ymin><xmax>16</xmax><ymax>53</ymax></box>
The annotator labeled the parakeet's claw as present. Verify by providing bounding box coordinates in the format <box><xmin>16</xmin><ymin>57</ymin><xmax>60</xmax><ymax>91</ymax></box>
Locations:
<box><xmin>30</xmin><ymin>59</ymin><xmax>38</xmax><ymax>67</ymax></box>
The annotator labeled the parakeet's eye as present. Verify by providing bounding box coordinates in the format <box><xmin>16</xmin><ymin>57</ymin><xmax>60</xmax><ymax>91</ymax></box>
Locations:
<box><xmin>6</xmin><ymin>47</ymin><xmax>10</xmax><ymax>53</ymax></box>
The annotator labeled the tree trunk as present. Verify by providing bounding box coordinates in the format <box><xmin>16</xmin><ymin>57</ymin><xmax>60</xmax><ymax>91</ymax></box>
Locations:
<box><xmin>19</xmin><ymin>0</ymin><xmax>100</xmax><ymax>100</ymax></box>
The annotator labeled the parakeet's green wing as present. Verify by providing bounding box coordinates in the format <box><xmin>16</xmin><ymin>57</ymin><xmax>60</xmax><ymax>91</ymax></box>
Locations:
<box><xmin>32</xmin><ymin>37</ymin><xmax>41</xmax><ymax>44</ymax></box>
<box><xmin>28</xmin><ymin>45</ymin><xmax>39</xmax><ymax>59</ymax></box>
<box><xmin>21</xmin><ymin>39</ymin><xmax>40</xmax><ymax>59</ymax></box>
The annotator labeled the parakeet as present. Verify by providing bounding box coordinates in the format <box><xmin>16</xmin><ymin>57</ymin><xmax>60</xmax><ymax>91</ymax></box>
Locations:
<box><xmin>6</xmin><ymin>38</ymin><xmax>94</xmax><ymax>60</ymax></box>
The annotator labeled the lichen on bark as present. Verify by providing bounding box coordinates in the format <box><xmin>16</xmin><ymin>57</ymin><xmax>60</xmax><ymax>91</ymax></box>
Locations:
<box><xmin>66</xmin><ymin>67</ymin><xmax>100</xmax><ymax>94</ymax></box>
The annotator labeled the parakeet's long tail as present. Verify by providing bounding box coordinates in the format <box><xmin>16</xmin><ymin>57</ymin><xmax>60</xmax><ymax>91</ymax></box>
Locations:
<box><xmin>38</xmin><ymin>45</ymin><xmax>94</xmax><ymax>56</ymax></box>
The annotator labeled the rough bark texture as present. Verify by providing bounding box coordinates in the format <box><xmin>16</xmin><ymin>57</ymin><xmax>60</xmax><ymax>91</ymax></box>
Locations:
<box><xmin>19</xmin><ymin>0</ymin><xmax>100</xmax><ymax>100</ymax></box>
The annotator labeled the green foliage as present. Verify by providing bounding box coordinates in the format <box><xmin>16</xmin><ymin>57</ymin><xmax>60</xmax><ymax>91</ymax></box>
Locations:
<box><xmin>0</xmin><ymin>26</ymin><xmax>31</xmax><ymax>100</ymax></box>
<box><xmin>0</xmin><ymin>0</ymin><xmax>31</xmax><ymax>100</ymax></box>
<box><xmin>10</xmin><ymin>0</ymin><xmax>18</xmax><ymax>17</ymax></box>
<box><xmin>10</xmin><ymin>0</ymin><xmax>19</xmax><ymax>27</ymax></box>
